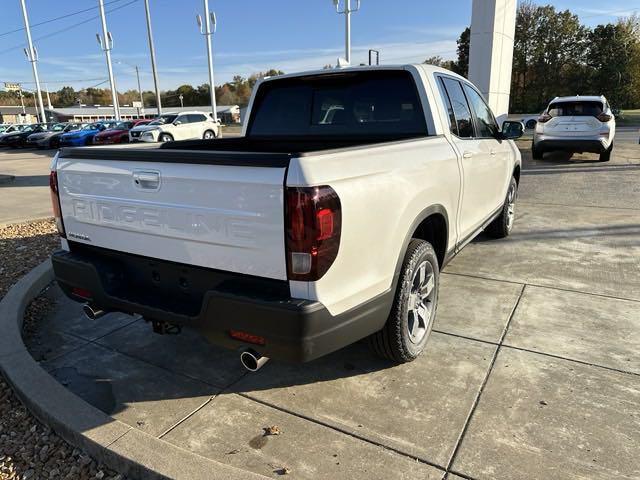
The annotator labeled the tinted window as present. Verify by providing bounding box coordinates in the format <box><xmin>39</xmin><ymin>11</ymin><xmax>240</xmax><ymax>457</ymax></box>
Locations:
<box><xmin>441</xmin><ymin>78</ymin><xmax>474</xmax><ymax>138</ymax></box>
<box><xmin>175</xmin><ymin>115</ymin><xmax>189</xmax><ymax>124</ymax></box>
<box><xmin>150</xmin><ymin>114</ymin><xmax>177</xmax><ymax>125</ymax></box>
<box><xmin>437</xmin><ymin>78</ymin><xmax>458</xmax><ymax>136</ymax></box>
<box><xmin>249</xmin><ymin>71</ymin><xmax>427</xmax><ymax>137</ymax></box>
<box><xmin>548</xmin><ymin>101</ymin><xmax>603</xmax><ymax>117</ymax></box>
<box><xmin>187</xmin><ymin>114</ymin><xmax>207</xmax><ymax>123</ymax></box>
<box><xmin>463</xmin><ymin>84</ymin><xmax>499</xmax><ymax>138</ymax></box>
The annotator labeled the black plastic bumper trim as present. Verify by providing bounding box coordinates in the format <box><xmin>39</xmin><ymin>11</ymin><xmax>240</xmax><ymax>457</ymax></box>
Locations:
<box><xmin>534</xmin><ymin>139</ymin><xmax>606</xmax><ymax>153</ymax></box>
<box><xmin>51</xmin><ymin>248</ymin><xmax>393</xmax><ymax>363</ymax></box>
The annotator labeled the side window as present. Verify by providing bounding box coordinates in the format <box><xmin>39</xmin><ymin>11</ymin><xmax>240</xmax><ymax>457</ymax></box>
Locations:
<box><xmin>463</xmin><ymin>84</ymin><xmax>499</xmax><ymax>138</ymax></box>
<box><xmin>441</xmin><ymin>77</ymin><xmax>474</xmax><ymax>138</ymax></box>
<box><xmin>436</xmin><ymin>77</ymin><xmax>458</xmax><ymax>136</ymax></box>
<box><xmin>175</xmin><ymin>115</ymin><xmax>188</xmax><ymax>125</ymax></box>
<box><xmin>188</xmin><ymin>114</ymin><xmax>207</xmax><ymax>123</ymax></box>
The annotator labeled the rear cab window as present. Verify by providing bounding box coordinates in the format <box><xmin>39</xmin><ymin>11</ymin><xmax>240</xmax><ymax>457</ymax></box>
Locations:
<box><xmin>248</xmin><ymin>70</ymin><xmax>428</xmax><ymax>139</ymax></box>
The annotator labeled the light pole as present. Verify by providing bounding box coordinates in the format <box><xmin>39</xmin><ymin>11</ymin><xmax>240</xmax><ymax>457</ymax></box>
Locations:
<box><xmin>117</xmin><ymin>61</ymin><xmax>144</xmax><ymax>109</ymax></box>
<box><xmin>44</xmin><ymin>83</ymin><xmax>53</xmax><ymax>111</ymax></box>
<box><xmin>97</xmin><ymin>0</ymin><xmax>120</xmax><ymax>120</ymax></box>
<box><xmin>19</xmin><ymin>0</ymin><xmax>46</xmax><ymax>123</ymax></box>
<box><xmin>333</xmin><ymin>0</ymin><xmax>361</xmax><ymax>65</ymax></box>
<box><xmin>143</xmin><ymin>0</ymin><xmax>162</xmax><ymax>115</ymax></box>
<box><xmin>178</xmin><ymin>94</ymin><xmax>184</xmax><ymax>108</ymax></box>
<box><xmin>197</xmin><ymin>1</ymin><xmax>218</xmax><ymax>121</ymax></box>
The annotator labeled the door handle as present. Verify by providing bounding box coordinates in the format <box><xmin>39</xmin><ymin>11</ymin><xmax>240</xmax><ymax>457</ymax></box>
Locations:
<box><xmin>490</xmin><ymin>149</ymin><xmax>497</xmax><ymax>156</ymax></box>
<box><xmin>462</xmin><ymin>151</ymin><xmax>473</xmax><ymax>159</ymax></box>
<box><xmin>133</xmin><ymin>170</ymin><xmax>160</xmax><ymax>190</ymax></box>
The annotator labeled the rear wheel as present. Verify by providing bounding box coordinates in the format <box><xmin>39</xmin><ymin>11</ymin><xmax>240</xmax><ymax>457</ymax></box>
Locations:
<box><xmin>599</xmin><ymin>143</ymin><xmax>613</xmax><ymax>162</ymax></box>
<box><xmin>531</xmin><ymin>142</ymin><xmax>544</xmax><ymax>160</ymax></box>
<box><xmin>368</xmin><ymin>239</ymin><xmax>439</xmax><ymax>363</ymax></box>
<box><xmin>203</xmin><ymin>129</ymin><xmax>216</xmax><ymax>140</ymax></box>
<box><xmin>486</xmin><ymin>177</ymin><xmax>518</xmax><ymax>239</ymax></box>
<box><xmin>160</xmin><ymin>133</ymin><xmax>173</xmax><ymax>143</ymax></box>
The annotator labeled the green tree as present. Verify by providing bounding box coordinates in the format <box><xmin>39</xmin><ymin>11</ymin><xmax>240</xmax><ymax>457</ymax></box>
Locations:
<box><xmin>452</xmin><ymin>27</ymin><xmax>470</xmax><ymax>77</ymax></box>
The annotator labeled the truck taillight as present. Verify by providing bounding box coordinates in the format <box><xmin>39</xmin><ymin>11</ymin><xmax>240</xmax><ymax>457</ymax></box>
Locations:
<box><xmin>49</xmin><ymin>171</ymin><xmax>66</xmax><ymax>238</ymax></box>
<box><xmin>285</xmin><ymin>186</ymin><xmax>341</xmax><ymax>281</ymax></box>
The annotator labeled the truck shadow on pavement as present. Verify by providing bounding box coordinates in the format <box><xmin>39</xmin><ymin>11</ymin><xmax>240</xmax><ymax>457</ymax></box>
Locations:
<box><xmin>0</xmin><ymin>174</ymin><xmax>49</xmax><ymax>187</ymax></box>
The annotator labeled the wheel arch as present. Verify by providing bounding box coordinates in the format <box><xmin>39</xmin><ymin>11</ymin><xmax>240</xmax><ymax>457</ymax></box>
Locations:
<box><xmin>513</xmin><ymin>164</ymin><xmax>521</xmax><ymax>185</ymax></box>
<box><xmin>394</xmin><ymin>205</ymin><xmax>449</xmax><ymax>281</ymax></box>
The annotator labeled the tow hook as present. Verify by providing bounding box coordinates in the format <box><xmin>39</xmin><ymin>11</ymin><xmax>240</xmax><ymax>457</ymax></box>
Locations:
<box><xmin>149</xmin><ymin>319</ymin><xmax>182</xmax><ymax>335</ymax></box>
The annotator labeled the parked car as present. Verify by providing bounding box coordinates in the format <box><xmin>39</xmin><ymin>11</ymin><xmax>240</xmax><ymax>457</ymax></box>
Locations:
<box><xmin>59</xmin><ymin>121</ymin><xmax>118</xmax><ymax>147</ymax></box>
<box><xmin>129</xmin><ymin>111</ymin><xmax>219</xmax><ymax>142</ymax></box>
<box><xmin>93</xmin><ymin>119</ymin><xmax>150</xmax><ymax>145</ymax></box>
<box><xmin>519</xmin><ymin>114</ymin><xmax>540</xmax><ymax>130</ymax></box>
<box><xmin>533</xmin><ymin>95</ymin><xmax>616</xmax><ymax>162</ymax></box>
<box><xmin>26</xmin><ymin>123</ymin><xmax>84</xmax><ymax>149</ymax></box>
<box><xmin>3</xmin><ymin>123</ymin><xmax>56</xmax><ymax>148</ymax></box>
<box><xmin>49</xmin><ymin>65</ymin><xmax>523</xmax><ymax>368</ymax></box>
<box><xmin>0</xmin><ymin>124</ymin><xmax>31</xmax><ymax>146</ymax></box>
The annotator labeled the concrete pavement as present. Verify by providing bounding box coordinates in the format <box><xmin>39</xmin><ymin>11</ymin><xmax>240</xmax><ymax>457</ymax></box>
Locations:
<box><xmin>7</xmin><ymin>133</ymin><xmax>640</xmax><ymax>479</ymax></box>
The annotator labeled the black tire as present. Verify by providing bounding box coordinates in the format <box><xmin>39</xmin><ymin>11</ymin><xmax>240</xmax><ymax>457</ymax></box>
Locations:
<box><xmin>368</xmin><ymin>239</ymin><xmax>439</xmax><ymax>363</ymax></box>
<box><xmin>531</xmin><ymin>142</ymin><xmax>543</xmax><ymax>160</ymax></box>
<box><xmin>486</xmin><ymin>177</ymin><xmax>518</xmax><ymax>239</ymax></box>
<box><xmin>160</xmin><ymin>133</ymin><xmax>173</xmax><ymax>142</ymax></box>
<box><xmin>203</xmin><ymin>129</ymin><xmax>216</xmax><ymax>140</ymax></box>
<box><xmin>599</xmin><ymin>143</ymin><xmax>613</xmax><ymax>162</ymax></box>
<box><xmin>526</xmin><ymin>119</ymin><xmax>537</xmax><ymax>129</ymax></box>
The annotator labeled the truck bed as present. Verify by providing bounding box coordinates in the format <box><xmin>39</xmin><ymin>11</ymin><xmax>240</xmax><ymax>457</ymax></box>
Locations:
<box><xmin>160</xmin><ymin>134</ymin><xmax>427</xmax><ymax>154</ymax></box>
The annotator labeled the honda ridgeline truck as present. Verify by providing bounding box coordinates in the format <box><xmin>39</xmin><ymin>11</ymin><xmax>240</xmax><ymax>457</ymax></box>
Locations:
<box><xmin>49</xmin><ymin>65</ymin><xmax>523</xmax><ymax>369</ymax></box>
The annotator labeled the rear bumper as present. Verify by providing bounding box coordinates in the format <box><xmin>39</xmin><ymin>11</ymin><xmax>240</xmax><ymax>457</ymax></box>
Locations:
<box><xmin>51</xmin><ymin>244</ymin><xmax>391</xmax><ymax>363</ymax></box>
<box><xmin>534</xmin><ymin>137</ymin><xmax>608</xmax><ymax>153</ymax></box>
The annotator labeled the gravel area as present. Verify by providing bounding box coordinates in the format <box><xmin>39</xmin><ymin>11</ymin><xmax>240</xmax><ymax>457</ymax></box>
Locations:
<box><xmin>0</xmin><ymin>220</ymin><xmax>126</xmax><ymax>480</ymax></box>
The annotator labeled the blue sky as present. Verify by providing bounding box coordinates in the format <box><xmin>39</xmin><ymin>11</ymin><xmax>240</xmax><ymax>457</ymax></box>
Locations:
<box><xmin>0</xmin><ymin>0</ymin><xmax>637</xmax><ymax>94</ymax></box>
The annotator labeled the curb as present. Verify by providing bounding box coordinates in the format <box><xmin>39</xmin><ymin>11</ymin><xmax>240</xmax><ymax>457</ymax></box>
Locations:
<box><xmin>0</xmin><ymin>260</ymin><xmax>267</xmax><ymax>480</ymax></box>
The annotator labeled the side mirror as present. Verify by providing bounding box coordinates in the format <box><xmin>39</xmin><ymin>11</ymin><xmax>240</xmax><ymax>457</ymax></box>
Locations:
<box><xmin>174</xmin><ymin>120</ymin><xmax>182</xmax><ymax>125</ymax></box>
<box><xmin>501</xmin><ymin>120</ymin><xmax>524</xmax><ymax>140</ymax></box>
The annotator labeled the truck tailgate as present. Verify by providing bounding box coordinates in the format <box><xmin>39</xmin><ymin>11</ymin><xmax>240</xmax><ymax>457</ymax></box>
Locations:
<box><xmin>56</xmin><ymin>148</ymin><xmax>289</xmax><ymax>280</ymax></box>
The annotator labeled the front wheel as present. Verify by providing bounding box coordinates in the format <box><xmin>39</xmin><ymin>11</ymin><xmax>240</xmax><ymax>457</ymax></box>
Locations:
<box><xmin>368</xmin><ymin>239</ymin><xmax>439</xmax><ymax>363</ymax></box>
<box><xmin>486</xmin><ymin>177</ymin><xmax>518</xmax><ymax>239</ymax></box>
<box><xmin>159</xmin><ymin>133</ymin><xmax>173</xmax><ymax>143</ymax></box>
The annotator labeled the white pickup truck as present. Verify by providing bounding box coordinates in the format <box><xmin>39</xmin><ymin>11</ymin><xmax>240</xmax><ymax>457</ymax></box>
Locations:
<box><xmin>50</xmin><ymin>65</ymin><xmax>523</xmax><ymax>369</ymax></box>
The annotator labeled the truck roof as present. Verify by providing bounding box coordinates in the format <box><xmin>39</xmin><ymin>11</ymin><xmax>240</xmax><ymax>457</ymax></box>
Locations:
<box><xmin>259</xmin><ymin>63</ymin><xmax>465</xmax><ymax>83</ymax></box>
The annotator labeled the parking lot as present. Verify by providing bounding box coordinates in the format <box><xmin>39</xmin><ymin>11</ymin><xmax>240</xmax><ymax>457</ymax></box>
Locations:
<box><xmin>6</xmin><ymin>133</ymin><xmax>637</xmax><ymax>479</ymax></box>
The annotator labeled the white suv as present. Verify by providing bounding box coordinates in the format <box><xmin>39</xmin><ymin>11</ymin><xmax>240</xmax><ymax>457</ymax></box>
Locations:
<box><xmin>130</xmin><ymin>111</ymin><xmax>219</xmax><ymax>143</ymax></box>
<box><xmin>533</xmin><ymin>96</ymin><xmax>615</xmax><ymax>162</ymax></box>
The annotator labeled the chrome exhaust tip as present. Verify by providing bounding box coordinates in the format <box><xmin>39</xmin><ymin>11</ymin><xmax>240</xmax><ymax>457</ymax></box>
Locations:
<box><xmin>239</xmin><ymin>349</ymin><xmax>269</xmax><ymax>372</ymax></box>
<box><xmin>83</xmin><ymin>304</ymin><xmax>106</xmax><ymax>321</ymax></box>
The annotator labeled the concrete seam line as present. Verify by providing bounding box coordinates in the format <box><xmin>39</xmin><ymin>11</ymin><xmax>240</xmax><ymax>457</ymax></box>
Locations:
<box><xmin>443</xmin><ymin>283</ymin><xmax>527</xmax><ymax>474</ymax></box>
<box><xmin>0</xmin><ymin>260</ymin><xmax>268</xmax><ymax>480</ymax></box>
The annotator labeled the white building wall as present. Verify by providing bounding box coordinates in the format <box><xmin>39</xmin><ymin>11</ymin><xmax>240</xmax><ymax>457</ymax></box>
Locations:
<box><xmin>468</xmin><ymin>0</ymin><xmax>517</xmax><ymax>122</ymax></box>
